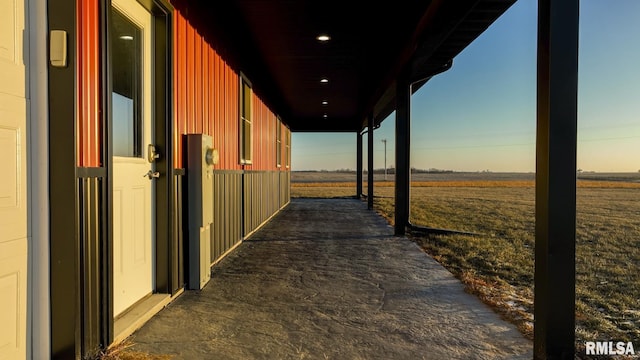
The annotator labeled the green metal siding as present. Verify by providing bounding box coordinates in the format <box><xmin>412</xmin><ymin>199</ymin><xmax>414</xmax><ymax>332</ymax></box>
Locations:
<box><xmin>210</xmin><ymin>170</ymin><xmax>290</xmax><ymax>265</ymax></box>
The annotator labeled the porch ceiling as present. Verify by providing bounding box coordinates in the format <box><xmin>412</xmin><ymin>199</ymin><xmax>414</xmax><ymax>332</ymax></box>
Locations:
<box><xmin>179</xmin><ymin>0</ymin><xmax>516</xmax><ymax>132</ymax></box>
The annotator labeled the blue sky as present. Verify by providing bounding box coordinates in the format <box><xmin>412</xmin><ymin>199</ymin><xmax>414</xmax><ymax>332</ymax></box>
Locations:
<box><xmin>292</xmin><ymin>0</ymin><xmax>640</xmax><ymax>172</ymax></box>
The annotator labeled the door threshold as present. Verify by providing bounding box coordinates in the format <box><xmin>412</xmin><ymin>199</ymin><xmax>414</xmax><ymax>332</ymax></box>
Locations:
<box><xmin>113</xmin><ymin>292</ymin><xmax>176</xmax><ymax>344</ymax></box>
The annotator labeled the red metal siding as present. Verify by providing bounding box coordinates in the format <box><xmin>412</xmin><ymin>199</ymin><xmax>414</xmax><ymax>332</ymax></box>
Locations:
<box><xmin>247</xmin><ymin>95</ymin><xmax>278</xmax><ymax>171</ymax></box>
<box><xmin>194</xmin><ymin>32</ymin><xmax>203</xmax><ymax>134</ymax></box>
<box><xmin>172</xmin><ymin>10</ymin><xmax>289</xmax><ymax>172</ymax></box>
<box><xmin>174</xmin><ymin>11</ymin><xmax>187</xmax><ymax>167</ymax></box>
<box><xmin>77</xmin><ymin>0</ymin><xmax>101</xmax><ymax>167</ymax></box>
<box><xmin>278</xmin><ymin>121</ymin><xmax>290</xmax><ymax>171</ymax></box>
<box><xmin>212</xmin><ymin>60</ymin><xmax>241</xmax><ymax>170</ymax></box>
<box><xmin>202</xmin><ymin>43</ymin><xmax>209</xmax><ymax>136</ymax></box>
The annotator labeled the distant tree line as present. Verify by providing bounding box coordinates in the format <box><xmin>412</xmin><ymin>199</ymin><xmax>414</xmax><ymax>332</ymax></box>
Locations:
<box><xmin>297</xmin><ymin>167</ymin><xmax>455</xmax><ymax>174</ymax></box>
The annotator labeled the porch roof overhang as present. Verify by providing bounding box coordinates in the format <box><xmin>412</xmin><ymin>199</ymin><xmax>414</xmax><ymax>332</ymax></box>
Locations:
<box><xmin>178</xmin><ymin>0</ymin><xmax>516</xmax><ymax>132</ymax></box>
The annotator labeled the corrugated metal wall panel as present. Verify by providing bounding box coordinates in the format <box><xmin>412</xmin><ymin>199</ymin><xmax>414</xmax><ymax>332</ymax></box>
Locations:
<box><xmin>219</xmin><ymin>64</ymin><xmax>240</xmax><ymax>170</ymax></box>
<box><xmin>212</xmin><ymin>52</ymin><xmax>221</xmax><ymax>166</ymax></box>
<box><xmin>174</xmin><ymin>10</ymin><xmax>248</xmax><ymax>170</ymax></box>
<box><xmin>185</xmin><ymin>22</ymin><xmax>195</xmax><ymax>134</ymax></box>
<box><xmin>247</xmin><ymin>96</ymin><xmax>279</xmax><ymax>171</ymax></box>
<box><xmin>194</xmin><ymin>32</ymin><xmax>203</xmax><ymax>134</ymax></box>
<box><xmin>202</xmin><ymin>44</ymin><xmax>210</xmax><ymax>136</ymax></box>
<box><xmin>77</xmin><ymin>0</ymin><xmax>101</xmax><ymax>167</ymax></box>
<box><xmin>77</xmin><ymin>175</ymin><xmax>106</xmax><ymax>352</ymax></box>
<box><xmin>211</xmin><ymin>171</ymin><xmax>242</xmax><ymax>264</ymax></box>
<box><xmin>241</xmin><ymin>171</ymin><xmax>287</xmax><ymax>237</ymax></box>
<box><xmin>172</xmin><ymin>7</ymin><xmax>292</xmax><ymax>266</ymax></box>
<box><xmin>173</xmin><ymin>10</ymin><xmax>186</xmax><ymax>167</ymax></box>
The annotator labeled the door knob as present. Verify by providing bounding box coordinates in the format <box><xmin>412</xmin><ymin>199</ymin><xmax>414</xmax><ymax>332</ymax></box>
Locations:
<box><xmin>143</xmin><ymin>170</ymin><xmax>160</xmax><ymax>179</ymax></box>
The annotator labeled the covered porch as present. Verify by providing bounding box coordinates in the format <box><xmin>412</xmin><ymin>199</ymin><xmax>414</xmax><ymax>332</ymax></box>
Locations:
<box><xmin>123</xmin><ymin>198</ymin><xmax>532</xmax><ymax>359</ymax></box>
<box><xmin>40</xmin><ymin>0</ymin><xmax>580</xmax><ymax>357</ymax></box>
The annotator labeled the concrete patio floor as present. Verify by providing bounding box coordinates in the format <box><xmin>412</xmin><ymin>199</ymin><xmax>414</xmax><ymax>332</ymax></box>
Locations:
<box><xmin>126</xmin><ymin>198</ymin><xmax>532</xmax><ymax>359</ymax></box>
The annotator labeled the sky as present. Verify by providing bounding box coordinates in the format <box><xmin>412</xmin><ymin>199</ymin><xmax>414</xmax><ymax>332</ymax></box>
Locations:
<box><xmin>291</xmin><ymin>0</ymin><xmax>640</xmax><ymax>172</ymax></box>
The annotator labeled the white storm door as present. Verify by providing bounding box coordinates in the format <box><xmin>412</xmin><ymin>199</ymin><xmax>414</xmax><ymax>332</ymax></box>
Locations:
<box><xmin>111</xmin><ymin>0</ymin><xmax>154</xmax><ymax>316</ymax></box>
<box><xmin>0</xmin><ymin>0</ymin><xmax>28</xmax><ymax>358</ymax></box>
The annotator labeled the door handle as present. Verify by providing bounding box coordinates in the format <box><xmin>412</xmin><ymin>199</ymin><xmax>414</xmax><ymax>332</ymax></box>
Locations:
<box><xmin>147</xmin><ymin>144</ymin><xmax>160</xmax><ymax>163</ymax></box>
<box><xmin>143</xmin><ymin>170</ymin><xmax>160</xmax><ymax>179</ymax></box>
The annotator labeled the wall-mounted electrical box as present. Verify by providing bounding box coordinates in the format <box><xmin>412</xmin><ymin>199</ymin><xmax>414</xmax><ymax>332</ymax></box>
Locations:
<box><xmin>185</xmin><ymin>134</ymin><xmax>217</xmax><ymax>290</ymax></box>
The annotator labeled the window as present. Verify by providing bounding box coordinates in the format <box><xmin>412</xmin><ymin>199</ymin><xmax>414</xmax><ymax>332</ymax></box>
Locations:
<box><xmin>285</xmin><ymin>127</ymin><xmax>291</xmax><ymax>169</ymax></box>
<box><xmin>112</xmin><ymin>9</ymin><xmax>143</xmax><ymax>158</ymax></box>
<box><xmin>276</xmin><ymin>117</ymin><xmax>282</xmax><ymax>167</ymax></box>
<box><xmin>240</xmin><ymin>76</ymin><xmax>252</xmax><ymax>164</ymax></box>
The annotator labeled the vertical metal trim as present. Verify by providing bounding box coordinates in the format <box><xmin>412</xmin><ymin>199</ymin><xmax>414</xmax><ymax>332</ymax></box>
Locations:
<box><xmin>155</xmin><ymin>13</ymin><xmax>171</xmax><ymax>293</ymax></box>
<box><xmin>48</xmin><ymin>0</ymin><xmax>79</xmax><ymax>357</ymax></box>
<box><xmin>100</xmin><ymin>0</ymin><xmax>115</xmax><ymax>347</ymax></box>
<box><xmin>172</xmin><ymin>172</ymin><xmax>185</xmax><ymax>293</ymax></box>
<box><xmin>534</xmin><ymin>0</ymin><xmax>579</xmax><ymax>358</ymax></box>
<box><xmin>395</xmin><ymin>74</ymin><xmax>411</xmax><ymax>236</ymax></box>
<box><xmin>149</xmin><ymin>0</ymin><xmax>174</xmax><ymax>295</ymax></box>
<box><xmin>356</xmin><ymin>132</ymin><xmax>363</xmax><ymax>199</ymax></box>
<box><xmin>367</xmin><ymin>116</ymin><xmax>374</xmax><ymax>209</ymax></box>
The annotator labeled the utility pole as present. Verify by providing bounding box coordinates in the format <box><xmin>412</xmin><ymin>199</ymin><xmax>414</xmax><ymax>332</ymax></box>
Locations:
<box><xmin>381</xmin><ymin>139</ymin><xmax>387</xmax><ymax>180</ymax></box>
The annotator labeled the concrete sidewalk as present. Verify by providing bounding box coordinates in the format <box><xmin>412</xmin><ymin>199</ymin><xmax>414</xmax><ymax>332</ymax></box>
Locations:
<box><xmin>126</xmin><ymin>198</ymin><xmax>532</xmax><ymax>359</ymax></box>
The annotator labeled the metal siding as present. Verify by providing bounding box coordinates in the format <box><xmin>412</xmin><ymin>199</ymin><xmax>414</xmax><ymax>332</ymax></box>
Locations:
<box><xmin>210</xmin><ymin>171</ymin><xmax>242</xmax><ymax>264</ymax></box>
<box><xmin>171</xmin><ymin>10</ymin><xmax>291</xmax><ymax>266</ymax></box>
<box><xmin>202</xmin><ymin>44</ymin><xmax>209</xmax><ymax>136</ymax></box>
<box><xmin>223</xmin><ymin>65</ymin><xmax>240</xmax><ymax>170</ymax></box>
<box><xmin>233</xmin><ymin>173</ymin><xmax>241</xmax><ymax>252</ymax></box>
<box><xmin>214</xmin><ymin>54</ymin><xmax>222</xmax><ymax>167</ymax></box>
<box><xmin>77</xmin><ymin>0</ymin><xmax>101</xmax><ymax>167</ymax></box>
<box><xmin>250</xmin><ymin>97</ymin><xmax>260</xmax><ymax>170</ymax></box>
<box><xmin>194</xmin><ymin>32</ymin><xmax>203</xmax><ymax>134</ymax></box>
<box><xmin>252</xmin><ymin>98</ymin><xmax>277</xmax><ymax>171</ymax></box>
<box><xmin>243</xmin><ymin>173</ymin><xmax>249</xmax><ymax>234</ymax></box>
<box><xmin>241</xmin><ymin>171</ymin><xmax>285</xmax><ymax>237</ymax></box>
<box><xmin>247</xmin><ymin>100</ymin><xmax>255</xmax><ymax>170</ymax></box>
<box><xmin>174</xmin><ymin>13</ymin><xmax>245</xmax><ymax>170</ymax></box>
<box><xmin>185</xmin><ymin>23</ymin><xmax>194</xmax><ymax>134</ymax></box>
<box><xmin>280</xmin><ymin>171</ymin><xmax>290</xmax><ymax>207</ymax></box>
<box><xmin>212</xmin><ymin>173</ymin><xmax>221</xmax><ymax>260</ymax></box>
<box><xmin>233</xmin><ymin>66</ymin><xmax>240</xmax><ymax>169</ymax></box>
<box><xmin>209</xmin><ymin>171</ymin><xmax>287</xmax><ymax>264</ymax></box>
<box><xmin>78</xmin><ymin>176</ymin><xmax>103</xmax><ymax>355</ymax></box>
<box><xmin>173</xmin><ymin>11</ymin><xmax>186</xmax><ymax>168</ymax></box>
<box><xmin>214</xmin><ymin>55</ymin><xmax>223</xmax><ymax>168</ymax></box>
<box><xmin>214</xmin><ymin>51</ymin><xmax>221</xmax><ymax>166</ymax></box>
<box><xmin>172</xmin><ymin>174</ymin><xmax>185</xmax><ymax>292</ymax></box>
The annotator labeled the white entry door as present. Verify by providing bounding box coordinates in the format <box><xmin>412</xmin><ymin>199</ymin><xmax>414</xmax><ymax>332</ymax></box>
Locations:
<box><xmin>111</xmin><ymin>0</ymin><xmax>155</xmax><ymax>316</ymax></box>
<box><xmin>0</xmin><ymin>0</ymin><xmax>28</xmax><ymax>358</ymax></box>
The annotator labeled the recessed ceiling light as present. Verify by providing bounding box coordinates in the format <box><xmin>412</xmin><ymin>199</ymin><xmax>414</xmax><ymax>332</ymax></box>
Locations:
<box><xmin>323</xmin><ymin>114</ymin><xmax>328</xmax><ymax>119</ymax></box>
<box><xmin>321</xmin><ymin>100</ymin><xmax>328</xmax><ymax>105</ymax></box>
<box><xmin>320</xmin><ymin>78</ymin><xmax>329</xmax><ymax>83</ymax></box>
<box><xmin>119</xmin><ymin>35</ymin><xmax>134</xmax><ymax>40</ymax></box>
<box><xmin>316</xmin><ymin>34</ymin><xmax>330</xmax><ymax>42</ymax></box>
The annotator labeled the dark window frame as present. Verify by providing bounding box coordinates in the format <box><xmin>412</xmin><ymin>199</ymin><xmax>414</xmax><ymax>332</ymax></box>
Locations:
<box><xmin>239</xmin><ymin>73</ymin><xmax>253</xmax><ymax>165</ymax></box>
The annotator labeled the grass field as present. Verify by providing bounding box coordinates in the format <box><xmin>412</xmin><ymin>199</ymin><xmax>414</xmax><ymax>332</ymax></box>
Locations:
<box><xmin>291</xmin><ymin>172</ymin><xmax>640</xmax><ymax>351</ymax></box>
